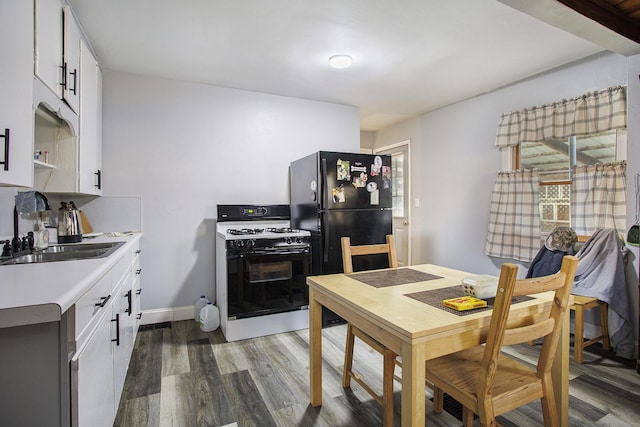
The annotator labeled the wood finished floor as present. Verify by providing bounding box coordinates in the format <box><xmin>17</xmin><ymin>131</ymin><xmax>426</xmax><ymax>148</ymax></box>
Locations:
<box><xmin>114</xmin><ymin>320</ymin><xmax>640</xmax><ymax>427</ymax></box>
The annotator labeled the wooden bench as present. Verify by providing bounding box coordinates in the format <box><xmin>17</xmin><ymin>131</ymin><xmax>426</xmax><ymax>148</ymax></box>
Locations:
<box><xmin>571</xmin><ymin>295</ymin><xmax>610</xmax><ymax>363</ymax></box>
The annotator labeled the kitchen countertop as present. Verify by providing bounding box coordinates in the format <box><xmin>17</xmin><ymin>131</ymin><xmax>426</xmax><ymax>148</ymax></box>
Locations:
<box><xmin>0</xmin><ymin>233</ymin><xmax>142</xmax><ymax>328</ymax></box>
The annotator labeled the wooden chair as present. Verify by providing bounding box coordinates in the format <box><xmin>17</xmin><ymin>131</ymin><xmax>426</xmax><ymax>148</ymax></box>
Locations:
<box><xmin>341</xmin><ymin>234</ymin><xmax>398</xmax><ymax>427</ymax></box>
<box><xmin>570</xmin><ymin>235</ymin><xmax>610</xmax><ymax>363</ymax></box>
<box><xmin>426</xmin><ymin>255</ymin><xmax>579</xmax><ymax>427</ymax></box>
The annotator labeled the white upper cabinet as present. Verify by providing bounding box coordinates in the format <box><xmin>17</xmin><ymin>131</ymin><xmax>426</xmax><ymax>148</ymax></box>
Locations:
<box><xmin>63</xmin><ymin>6</ymin><xmax>81</xmax><ymax>114</ymax></box>
<box><xmin>0</xmin><ymin>0</ymin><xmax>35</xmax><ymax>187</ymax></box>
<box><xmin>35</xmin><ymin>1</ymin><xmax>82</xmax><ymax>114</ymax></box>
<box><xmin>3</xmin><ymin>0</ymin><xmax>102</xmax><ymax>193</ymax></box>
<box><xmin>79</xmin><ymin>39</ymin><xmax>102</xmax><ymax>195</ymax></box>
<box><xmin>35</xmin><ymin>0</ymin><xmax>64</xmax><ymax>100</ymax></box>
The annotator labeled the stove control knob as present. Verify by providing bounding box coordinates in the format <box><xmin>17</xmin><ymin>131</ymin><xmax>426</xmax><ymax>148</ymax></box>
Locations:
<box><xmin>236</xmin><ymin>240</ymin><xmax>245</xmax><ymax>248</ymax></box>
<box><xmin>296</xmin><ymin>237</ymin><xmax>302</xmax><ymax>244</ymax></box>
<box><xmin>248</xmin><ymin>239</ymin><xmax>255</xmax><ymax>248</ymax></box>
<box><xmin>285</xmin><ymin>237</ymin><xmax>292</xmax><ymax>244</ymax></box>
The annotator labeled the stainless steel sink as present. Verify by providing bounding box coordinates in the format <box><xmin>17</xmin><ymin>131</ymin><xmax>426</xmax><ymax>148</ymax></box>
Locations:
<box><xmin>41</xmin><ymin>242</ymin><xmax>123</xmax><ymax>253</ymax></box>
<box><xmin>0</xmin><ymin>242</ymin><xmax>124</xmax><ymax>265</ymax></box>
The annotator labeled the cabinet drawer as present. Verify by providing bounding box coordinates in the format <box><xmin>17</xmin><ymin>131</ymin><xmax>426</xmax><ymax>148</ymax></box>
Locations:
<box><xmin>111</xmin><ymin>251</ymin><xmax>130</xmax><ymax>285</ymax></box>
<box><xmin>75</xmin><ymin>270</ymin><xmax>111</xmax><ymax>340</ymax></box>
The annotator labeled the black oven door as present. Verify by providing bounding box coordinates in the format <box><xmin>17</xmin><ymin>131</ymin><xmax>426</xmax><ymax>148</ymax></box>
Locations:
<box><xmin>226</xmin><ymin>247</ymin><xmax>310</xmax><ymax>319</ymax></box>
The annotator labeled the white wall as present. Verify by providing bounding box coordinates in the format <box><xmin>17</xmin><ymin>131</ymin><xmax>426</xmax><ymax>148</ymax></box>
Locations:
<box><xmin>375</xmin><ymin>51</ymin><xmax>628</xmax><ymax>271</ymax></box>
<box><xmin>374</xmin><ymin>51</ymin><xmax>638</xmax><ymax>351</ymax></box>
<box><xmin>100</xmin><ymin>71</ymin><xmax>359</xmax><ymax>311</ymax></box>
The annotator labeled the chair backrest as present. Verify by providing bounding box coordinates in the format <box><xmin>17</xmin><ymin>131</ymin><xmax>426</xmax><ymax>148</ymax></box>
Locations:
<box><xmin>341</xmin><ymin>235</ymin><xmax>398</xmax><ymax>273</ymax></box>
<box><xmin>478</xmin><ymin>255</ymin><xmax>579</xmax><ymax>397</ymax></box>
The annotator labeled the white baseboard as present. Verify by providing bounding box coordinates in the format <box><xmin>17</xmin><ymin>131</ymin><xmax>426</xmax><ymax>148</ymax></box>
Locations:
<box><xmin>140</xmin><ymin>305</ymin><xmax>194</xmax><ymax>325</ymax></box>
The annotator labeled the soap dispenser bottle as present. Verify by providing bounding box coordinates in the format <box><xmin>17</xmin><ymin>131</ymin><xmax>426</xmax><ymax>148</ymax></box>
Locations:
<box><xmin>34</xmin><ymin>214</ymin><xmax>49</xmax><ymax>250</ymax></box>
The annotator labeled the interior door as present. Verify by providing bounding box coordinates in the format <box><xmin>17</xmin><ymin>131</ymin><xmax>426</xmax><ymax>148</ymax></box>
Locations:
<box><xmin>375</xmin><ymin>142</ymin><xmax>410</xmax><ymax>266</ymax></box>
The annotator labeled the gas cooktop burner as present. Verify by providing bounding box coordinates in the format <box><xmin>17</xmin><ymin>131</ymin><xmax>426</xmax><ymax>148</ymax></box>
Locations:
<box><xmin>264</xmin><ymin>227</ymin><xmax>300</xmax><ymax>233</ymax></box>
<box><xmin>227</xmin><ymin>228</ymin><xmax>264</xmax><ymax>235</ymax></box>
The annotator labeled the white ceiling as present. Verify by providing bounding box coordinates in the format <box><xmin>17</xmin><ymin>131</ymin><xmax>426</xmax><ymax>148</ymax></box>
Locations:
<box><xmin>67</xmin><ymin>0</ymin><xmax>640</xmax><ymax>131</ymax></box>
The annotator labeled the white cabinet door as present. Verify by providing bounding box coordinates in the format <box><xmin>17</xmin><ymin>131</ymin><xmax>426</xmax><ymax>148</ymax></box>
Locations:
<box><xmin>79</xmin><ymin>39</ymin><xmax>102</xmax><ymax>195</ymax></box>
<box><xmin>63</xmin><ymin>6</ymin><xmax>81</xmax><ymax>113</ymax></box>
<box><xmin>112</xmin><ymin>267</ymin><xmax>135</xmax><ymax>408</ymax></box>
<box><xmin>0</xmin><ymin>1</ymin><xmax>34</xmax><ymax>187</ymax></box>
<box><xmin>35</xmin><ymin>0</ymin><xmax>63</xmax><ymax>99</ymax></box>
<box><xmin>133</xmin><ymin>247</ymin><xmax>142</xmax><ymax>328</ymax></box>
<box><xmin>71</xmin><ymin>309</ymin><xmax>115</xmax><ymax>427</ymax></box>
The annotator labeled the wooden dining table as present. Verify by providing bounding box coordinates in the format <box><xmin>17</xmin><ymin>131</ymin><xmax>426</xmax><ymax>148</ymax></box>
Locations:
<box><xmin>307</xmin><ymin>264</ymin><xmax>571</xmax><ymax>427</ymax></box>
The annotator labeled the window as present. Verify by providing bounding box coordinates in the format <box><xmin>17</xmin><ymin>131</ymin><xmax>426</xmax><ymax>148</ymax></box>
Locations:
<box><xmin>391</xmin><ymin>153</ymin><xmax>404</xmax><ymax>217</ymax></box>
<box><xmin>514</xmin><ymin>129</ymin><xmax>626</xmax><ymax>232</ymax></box>
<box><xmin>486</xmin><ymin>85</ymin><xmax>627</xmax><ymax>261</ymax></box>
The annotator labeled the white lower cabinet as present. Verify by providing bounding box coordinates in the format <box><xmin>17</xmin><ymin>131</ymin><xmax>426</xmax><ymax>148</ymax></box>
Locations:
<box><xmin>113</xmin><ymin>272</ymin><xmax>135</xmax><ymax>406</ymax></box>
<box><xmin>71</xmin><ymin>307</ymin><xmax>115</xmax><ymax>427</ymax></box>
<box><xmin>133</xmin><ymin>246</ymin><xmax>143</xmax><ymax>327</ymax></box>
<box><xmin>0</xmin><ymin>237</ymin><xmax>142</xmax><ymax>427</ymax></box>
<box><xmin>71</xmin><ymin>240</ymin><xmax>141</xmax><ymax>426</ymax></box>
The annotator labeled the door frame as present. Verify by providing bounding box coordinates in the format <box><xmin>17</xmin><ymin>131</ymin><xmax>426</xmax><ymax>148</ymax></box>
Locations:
<box><xmin>374</xmin><ymin>140</ymin><xmax>411</xmax><ymax>265</ymax></box>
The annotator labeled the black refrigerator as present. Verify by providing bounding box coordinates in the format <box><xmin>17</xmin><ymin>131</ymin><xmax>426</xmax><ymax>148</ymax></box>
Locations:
<box><xmin>290</xmin><ymin>151</ymin><xmax>393</xmax><ymax>325</ymax></box>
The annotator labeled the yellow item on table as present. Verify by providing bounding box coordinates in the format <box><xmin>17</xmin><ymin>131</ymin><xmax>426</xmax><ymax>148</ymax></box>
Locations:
<box><xmin>442</xmin><ymin>296</ymin><xmax>488</xmax><ymax>311</ymax></box>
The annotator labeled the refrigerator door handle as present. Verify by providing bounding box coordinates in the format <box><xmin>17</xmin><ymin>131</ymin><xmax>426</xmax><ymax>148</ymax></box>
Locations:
<box><xmin>322</xmin><ymin>211</ymin><xmax>329</xmax><ymax>263</ymax></box>
<box><xmin>320</xmin><ymin>156</ymin><xmax>330</xmax><ymax>263</ymax></box>
<box><xmin>321</xmin><ymin>157</ymin><xmax>328</xmax><ymax>210</ymax></box>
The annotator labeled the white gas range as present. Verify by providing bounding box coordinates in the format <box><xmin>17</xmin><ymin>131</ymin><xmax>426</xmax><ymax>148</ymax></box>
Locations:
<box><xmin>215</xmin><ymin>205</ymin><xmax>311</xmax><ymax>342</ymax></box>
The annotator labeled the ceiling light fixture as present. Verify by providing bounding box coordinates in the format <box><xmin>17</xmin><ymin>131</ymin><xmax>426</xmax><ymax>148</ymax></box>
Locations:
<box><xmin>329</xmin><ymin>54</ymin><xmax>353</xmax><ymax>69</ymax></box>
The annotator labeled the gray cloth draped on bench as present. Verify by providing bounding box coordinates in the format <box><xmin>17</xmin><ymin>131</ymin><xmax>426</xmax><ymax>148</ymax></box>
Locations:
<box><xmin>527</xmin><ymin>228</ymin><xmax>633</xmax><ymax>359</ymax></box>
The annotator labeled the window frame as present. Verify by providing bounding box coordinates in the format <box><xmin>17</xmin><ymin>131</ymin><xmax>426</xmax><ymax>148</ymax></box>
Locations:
<box><xmin>501</xmin><ymin>128</ymin><xmax>627</xmax><ymax>233</ymax></box>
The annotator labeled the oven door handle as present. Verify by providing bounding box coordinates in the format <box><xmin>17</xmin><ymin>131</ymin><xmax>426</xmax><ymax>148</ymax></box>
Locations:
<box><xmin>241</xmin><ymin>249</ymin><xmax>308</xmax><ymax>256</ymax></box>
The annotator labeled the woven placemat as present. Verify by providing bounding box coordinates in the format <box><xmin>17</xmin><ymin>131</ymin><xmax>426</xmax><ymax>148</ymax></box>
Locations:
<box><xmin>404</xmin><ymin>286</ymin><xmax>533</xmax><ymax>316</ymax></box>
<box><xmin>349</xmin><ymin>268</ymin><xmax>442</xmax><ymax>288</ymax></box>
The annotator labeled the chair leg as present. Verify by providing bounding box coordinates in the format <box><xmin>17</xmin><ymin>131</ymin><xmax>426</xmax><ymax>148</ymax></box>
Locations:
<box><xmin>343</xmin><ymin>324</ymin><xmax>355</xmax><ymax>388</ymax></box>
<box><xmin>540</xmin><ymin>374</ymin><xmax>559</xmax><ymax>427</ymax></box>
<box><xmin>477</xmin><ymin>402</ymin><xmax>495</xmax><ymax>427</ymax></box>
<box><xmin>600</xmin><ymin>302</ymin><xmax>611</xmax><ymax>351</ymax></box>
<box><xmin>382</xmin><ymin>348</ymin><xmax>395</xmax><ymax>427</ymax></box>
<box><xmin>462</xmin><ymin>407</ymin><xmax>474</xmax><ymax>427</ymax></box>
<box><xmin>574</xmin><ymin>305</ymin><xmax>585</xmax><ymax>364</ymax></box>
<box><xmin>433</xmin><ymin>387</ymin><xmax>444</xmax><ymax>413</ymax></box>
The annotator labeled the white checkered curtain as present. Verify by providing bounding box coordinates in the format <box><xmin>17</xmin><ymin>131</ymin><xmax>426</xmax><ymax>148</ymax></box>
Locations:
<box><xmin>485</xmin><ymin>169</ymin><xmax>541</xmax><ymax>262</ymax></box>
<box><xmin>495</xmin><ymin>86</ymin><xmax>626</xmax><ymax>148</ymax></box>
<box><xmin>572</xmin><ymin>161</ymin><xmax>627</xmax><ymax>236</ymax></box>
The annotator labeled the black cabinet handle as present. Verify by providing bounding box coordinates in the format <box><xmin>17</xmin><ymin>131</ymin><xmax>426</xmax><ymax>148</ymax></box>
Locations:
<box><xmin>60</xmin><ymin>63</ymin><xmax>67</xmax><ymax>89</ymax></box>
<box><xmin>95</xmin><ymin>294</ymin><xmax>111</xmax><ymax>307</ymax></box>
<box><xmin>136</xmin><ymin>269</ymin><xmax>142</xmax><ymax>275</ymax></box>
<box><xmin>135</xmin><ymin>250</ymin><xmax>141</xmax><ymax>255</ymax></box>
<box><xmin>70</xmin><ymin>69</ymin><xmax>77</xmax><ymax>95</ymax></box>
<box><xmin>111</xmin><ymin>313</ymin><xmax>120</xmax><ymax>346</ymax></box>
<box><xmin>136</xmin><ymin>288</ymin><xmax>142</xmax><ymax>295</ymax></box>
<box><xmin>136</xmin><ymin>313</ymin><xmax>142</xmax><ymax>320</ymax></box>
<box><xmin>95</xmin><ymin>170</ymin><xmax>102</xmax><ymax>189</ymax></box>
<box><xmin>1</xmin><ymin>128</ymin><xmax>9</xmax><ymax>171</ymax></box>
<box><xmin>125</xmin><ymin>290</ymin><xmax>132</xmax><ymax>316</ymax></box>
